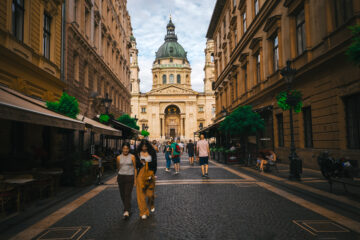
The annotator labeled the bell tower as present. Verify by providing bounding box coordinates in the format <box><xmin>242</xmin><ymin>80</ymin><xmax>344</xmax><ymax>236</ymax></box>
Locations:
<box><xmin>130</xmin><ymin>35</ymin><xmax>140</xmax><ymax>94</ymax></box>
<box><xmin>204</xmin><ymin>39</ymin><xmax>215</xmax><ymax>94</ymax></box>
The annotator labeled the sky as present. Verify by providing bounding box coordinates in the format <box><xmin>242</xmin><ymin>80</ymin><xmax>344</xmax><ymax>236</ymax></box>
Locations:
<box><xmin>127</xmin><ymin>0</ymin><xmax>217</xmax><ymax>93</ymax></box>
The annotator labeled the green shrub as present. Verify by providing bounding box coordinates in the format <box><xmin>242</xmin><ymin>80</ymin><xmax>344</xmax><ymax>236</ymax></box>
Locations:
<box><xmin>46</xmin><ymin>92</ymin><xmax>80</xmax><ymax>119</ymax></box>
<box><xmin>346</xmin><ymin>25</ymin><xmax>360</xmax><ymax>66</ymax></box>
<box><xmin>116</xmin><ymin>114</ymin><xmax>140</xmax><ymax>130</ymax></box>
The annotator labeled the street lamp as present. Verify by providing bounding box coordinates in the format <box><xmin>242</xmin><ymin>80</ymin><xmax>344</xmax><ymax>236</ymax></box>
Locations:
<box><xmin>134</xmin><ymin>115</ymin><xmax>138</xmax><ymax>123</ymax></box>
<box><xmin>281</xmin><ymin>60</ymin><xmax>302</xmax><ymax>180</ymax></box>
<box><xmin>220</xmin><ymin>106</ymin><xmax>228</xmax><ymax>118</ymax></box>
<box><xmin>101</xmin><ymin>93</ymin><xmax>112</xmax><ymax>115</ymax></box>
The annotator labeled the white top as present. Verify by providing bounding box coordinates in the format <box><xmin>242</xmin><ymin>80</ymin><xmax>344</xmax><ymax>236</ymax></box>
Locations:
<box><xmin>140</xmin><ymin>153</ymin><xmax>152</xmax><ymax>163</ymax></box>
<box><xmin>118</xmin><ymin>154</ymin><xmax>134</xmax><ymax>175</ymax></box>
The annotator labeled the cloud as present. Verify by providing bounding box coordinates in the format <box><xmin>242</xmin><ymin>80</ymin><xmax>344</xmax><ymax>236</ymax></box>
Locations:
<box><xmin>127</xmin><ymin>0</ymin><xmax>216</xmax><ymax>92</ymax></box>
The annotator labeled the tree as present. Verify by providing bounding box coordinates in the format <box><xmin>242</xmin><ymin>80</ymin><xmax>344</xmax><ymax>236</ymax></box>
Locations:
<box><xmin>46</xmin><ymin>92</ymin><xmax>80</xmax><ymax>119</ymax></box>
<box><xmin>116</xmin><ymin>114</ymin><xmax>140</xmax><ymax>130</ymax></box>
<box><xmin>219</xmin><ymin>106</ymin><xmax>264</xmax><ymax>157</ymax></box>
<box><xmin>346</xmin><ymin>24</ymin><xmax>360</xmax><ymax>66</ymax></box>
<box><xmin>141</xmin><ymin>130</ymin><xmax>150</xmax><ymax>137</ymax></box>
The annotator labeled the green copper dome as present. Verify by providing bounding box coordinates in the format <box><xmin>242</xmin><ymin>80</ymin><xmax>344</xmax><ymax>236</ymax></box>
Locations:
<box><xmin>155</xmin><ymin>19</ymin><xmax>187</xmax><ymax>60</ymax></box>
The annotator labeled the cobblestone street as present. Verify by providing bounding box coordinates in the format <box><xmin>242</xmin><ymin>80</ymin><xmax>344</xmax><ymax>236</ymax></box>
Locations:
<box><xmin>2</xmin><ymin>153</ymin><xmax>359</xmax><ymax>240</ymax></box>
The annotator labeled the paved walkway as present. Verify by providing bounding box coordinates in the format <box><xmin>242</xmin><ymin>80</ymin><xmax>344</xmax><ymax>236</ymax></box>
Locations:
<box><xmin>2</xmin><ymin>153</ymin><xmax>360</xmax><ymax>240</ymax></box>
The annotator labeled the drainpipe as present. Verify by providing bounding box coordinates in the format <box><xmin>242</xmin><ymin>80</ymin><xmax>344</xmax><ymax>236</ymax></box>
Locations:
<box><xmin>60</xmin><ymin>0</ymin><xmax>66</xmax><ymax>83</ymax></box>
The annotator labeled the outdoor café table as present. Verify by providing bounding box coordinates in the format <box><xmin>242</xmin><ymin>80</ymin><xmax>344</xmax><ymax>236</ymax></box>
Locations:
<box><xmin>4</xmin><ymin>178</ymin><xmax>35</xmax><ymax>212</ymax></box>
<box><xmin>37</xmin><ymin>170</ymin><xmax>63</xmax><ymax>195</ymax></box>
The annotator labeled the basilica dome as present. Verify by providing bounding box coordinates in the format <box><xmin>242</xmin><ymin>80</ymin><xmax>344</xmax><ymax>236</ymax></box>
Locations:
<box><xmin>155</xmin><ymin>19</ymin><xmax>188</xmax><ymax>60</ymax></box>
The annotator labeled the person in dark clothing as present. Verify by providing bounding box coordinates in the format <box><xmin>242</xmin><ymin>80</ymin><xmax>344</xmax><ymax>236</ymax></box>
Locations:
<box><xmin>163</xmin><ymin>140</ymin><xmax>172</xmax><ymax>172</ymax></box>
<box><xmin>135</xmin><ymin>140</ymin><xmax>157</xmax><ymax>220</ymax></box>
<box><xmin>187</xmin><ymin>140</ymin><xmax>195</xmax><ymax>166</ymax></box>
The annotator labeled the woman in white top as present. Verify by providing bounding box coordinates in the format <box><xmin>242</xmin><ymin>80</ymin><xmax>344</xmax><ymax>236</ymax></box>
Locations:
<box><xmin>116</xmin><ymin>142</ymin><xmax>136</xmax><ymax>219</ymax></box>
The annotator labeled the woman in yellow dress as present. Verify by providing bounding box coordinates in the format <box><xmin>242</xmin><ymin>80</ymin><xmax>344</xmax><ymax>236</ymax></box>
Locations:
<box><xmin>135</xmin><ymin>140</ymin><xmax>157</xmax><ymax>220</ymax></box>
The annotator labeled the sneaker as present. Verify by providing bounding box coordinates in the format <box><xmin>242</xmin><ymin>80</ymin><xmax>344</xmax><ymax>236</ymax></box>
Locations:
<box><xmin>175</xmin><ymin>172</ymin><xmax>179</xmax><ymax>175</ymax></box>
<box><xmin>123</xmin><ymin>211</ymin><xmax>129</xmax><ymax>219</ymax></box>
<box><xmin>205</xmin><ymin>173</ymin><xmax>209</xmax><ymax>177</ymax></box>
<box><xmin>165</xmin><ymin>168</ymin><xmax>170</xmax><ymax>172</ymax></box>
<box><xmin>150</xmin><ymin>208</ymin><xmax>155</xmax><ymax>213</ymax></box>
<box><xmin>202</xmin><ymin>175</ymin><xmax>206</xmax><ymax>178</ymax></box>
<box><xmin>141</xmin><ymin>215</ymin><xmax>147</xmax><ymax>220</ymax></box>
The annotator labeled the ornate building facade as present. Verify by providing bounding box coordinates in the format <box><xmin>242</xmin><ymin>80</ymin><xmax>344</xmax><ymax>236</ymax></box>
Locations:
<box><xmin>131</xmin><ymin>19</ymin><xmax>216</xmax><ymax>141</ymax></box>
<box><xmin>0</xmin><ymin>0</ymin><xmax>65</xmax><ymax>99</ymax></box>
<box><xmin>64</xmin><ymin>0</ymin><xmax>132</xmax><ymax>118</ymax></box>
<box><xmin>206</xmin><ymin>0</ymin><xmax>360</xmax><ymax>168</ymax></box>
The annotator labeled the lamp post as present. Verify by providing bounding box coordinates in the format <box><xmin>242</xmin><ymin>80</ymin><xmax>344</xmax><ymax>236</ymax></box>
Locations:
<box><xmin>133</xmin><ymin>115</ymin><xmax>139</xmax><ymax>148</ymax></box>
<box><xmin>280</xmin><ymin>60</ymin><xmax>302</xmax><ymax>180</ymax></box>
<box><xmin>101</xmin><ymin>93</ymin><xmax>112</xmax><ymax>115</ymax></box>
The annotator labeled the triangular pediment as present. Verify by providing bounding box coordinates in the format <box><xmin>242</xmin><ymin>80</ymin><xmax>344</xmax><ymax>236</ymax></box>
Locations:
<box><xmin>147</xmin><ymin>85</ymin><xmax>198</xmax><ymax>95</ymax></box>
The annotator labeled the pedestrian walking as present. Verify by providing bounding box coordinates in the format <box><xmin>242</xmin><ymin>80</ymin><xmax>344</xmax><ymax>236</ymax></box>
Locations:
<box><xmin>171</xmin><ymin>138</ymin><xmax>181</xmax><ymax>174</ymax></box>
<box><xmin>136</xmin><ymin>140</ymin><xmax>157</xmax><ymax>220</ymax></box>
<box><xmin>116</xmin><ymin>143</ymin><xmax>137</xmax><ymax>219</ymax></box>
<box><xmin>187</xmin><ymin>140</ymin><xmax>195</xmax><ymax>166</ymax></box>
<box><xmin>196</xmin><ymin>134</ymin><xmax>210</xmax><ymax>178</ymax></box>
<box><xmin>164</xmin><ymin>140</ymin><xmax>172</xmax><ymax>172</ymax></box>
<box><xmin>152</xmin><ymin>140</ymin><xmax>159</xmax><ymax>153</ymax></box>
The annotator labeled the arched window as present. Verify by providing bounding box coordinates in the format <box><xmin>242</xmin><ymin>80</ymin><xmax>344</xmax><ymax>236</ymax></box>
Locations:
<box><xmin>162</xmin><ymin>75</ymin><xmax>167</xmax><ymax>84</ymax></box>
<box><xmin>177</xmin><ymin>74</ymin><xmax>181</xmax><ymax>84</ymax></box>
<box><xmin>130</xmin><ymin>54</ymin><xmax>133</xmax><ymax>63</ymax></box>
<box><xmin>211</xmin><ymin>53</ymin><xmax>214</xmax><ymax>62</ymax></box>
<box><xmin>169</xmin><ymin>74</ymin><xmax>174</xmax><ymax>84</ymax></box>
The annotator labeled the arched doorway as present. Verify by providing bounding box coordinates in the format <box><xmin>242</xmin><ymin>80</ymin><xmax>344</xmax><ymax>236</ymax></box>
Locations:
<box><xmin>164</xmin><ymin>105</ymin><xmax>181</xmax><ymax>139</ymax></box>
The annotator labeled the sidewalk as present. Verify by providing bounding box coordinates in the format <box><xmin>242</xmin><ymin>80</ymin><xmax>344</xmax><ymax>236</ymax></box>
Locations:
<box><xmin>238</xmin><ymin>163</ymin><xmax>360</xmax><ymax>218</ymax></box>
<box><xmin>256</xmin><ymin>163</ymin><xmax>360</xmax><ymax>199</ymax></box>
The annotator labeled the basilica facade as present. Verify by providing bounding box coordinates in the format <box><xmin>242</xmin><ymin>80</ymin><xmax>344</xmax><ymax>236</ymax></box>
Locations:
<box><xmin>131</xmin><ymin>19</ymin><xmax>215</xmax><ymax>141</ymax></box>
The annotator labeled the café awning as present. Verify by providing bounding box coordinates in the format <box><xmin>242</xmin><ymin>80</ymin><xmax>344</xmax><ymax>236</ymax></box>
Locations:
<box><xmin>0</xmin><ymin>86</ymin><xmax>84</xmax><ymax>130</ymax></box>
<box><xmin>79</xmin><ymin>115</ymin><xmax>122</xmax><ymax>137</ymax></box>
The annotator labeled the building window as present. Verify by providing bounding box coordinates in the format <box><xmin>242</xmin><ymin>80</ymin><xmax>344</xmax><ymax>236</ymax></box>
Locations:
<box><xmin>177</xmin><ymin>74</ymin><xmax>181</xmax><ymax>84</ymax></box>
<box><xmin>74</xmin><ymin>0</ymin><xmax>78</xmax><ymax>22</ymax></box>
<box><xmin>255</xmin><ymin>53</ymin><xmax>261</xmax><ymax>83</ymax></box>
<box><xmin>85</xmin><ymin>7</ymin><xmax>90</xmax><ymax>38</ymax></box>
<box><xmin>212</xmin><ymin>107</ymin><xmax>216</xmax><ymax>116</ymax></box>
<box><xmin>12</xmin><ymin>0</ymin><xmax>24</xmax><ymax>42</ymax></box>
<box><xmin>158</xmin><ymin>60</ymin><xmax>160</xmax><ymax>64</ymax></box>
<box><xmin>242</xmin><ymin>11</ymin><xmax>247</xmax><ymax>34</ymax></box>
<box><xmin>170</xmin><ymin>58</ymin><xmax>173</xmax><ymax>63</ymax></box>
<box><xmin>130</xmin><ymin>54</ymin><xmax>133</xmax><ymax>63</ymax></box>
<box><xmin>296</xmin><ymin>8</ymin><xmax>306</xmax><ymax>56</ymax></box>
<box><xmin>333</xmin><ymin>0</ymin><xmax>353</xmax><ymax>28</ymax></box>
<box><xmin>199</xmin><ymin>123</ymin><xmax>204</xmax><ymax>129</ymax></box>
<box><xmin>345</xmin><ymin>93</ymin><xmax>360</xmax><ymax>149</ymax></box>
<box><xmin>211</xmin><ymin>53</ymin><xmax>214</xmax><ymax>62</ymax></box>
<box><xmin>273</xmin><ymin>35</ymin><xmax>279</xmax><ymax>72</ymax></box>
<box><xmin>93</xmin><ymin>73</ymin><xmax>97</xmax><ymax>92</ymax></box>
<box><xmin>234</xmin><ymin>74</ymin><xmax>238</xmax><ymax>99</ymax></box>
<box><xmin>234</xmin><ymin>30</ymin><xmax>238</xmax><ymax>44</ymax></box>
<box><xmin>276</xmin><ymin>113</ymin><xmax>284</xmax><ymax>147</ymax></box>
<box><xmin>254</xmin><ymin>0</ymin><xmax>259</xmax><ymax>15</ymax></box>
<box><xmin>243</xmin><ymin>64</ymin><xmax>247</xmax><ymax>92</ymax></box>
<box><xmin>43</xmin><ymin>13</ymin><xmax>51</xmax><ymax>59</ymax></box>
<box><xmin>198</xmin><ymin>106</ymin><xmax>204</xmax><ymax>112</ymax></box>
<box><xmin>141</xmin><ymin>107</ymin><xmax>146</xmax><ymax>113</ymax></box>
<box><xmin>94</xmin><ymin>22</ymin><xmax>99</xmax><ymax>48</ymax></box>
<box><xmin>142</xmin><ymin>124</ymin><xmax>146</xmax><ymax>130</ymax></box>
<box><xmin>74</xmin><ymin>54</ymin><xmax>79</xmax><ymax>82</ymax></box>
<box><xmin>303</xmin><ymin>106</ymin><xmax>313</xmax><ymax>148</ymax></box>
<box><xmin>162</xmin><ymin>74</ymin><xmax>166</xmax><ymax>84</ymax></box>
<box><xmin>169</xmin><ymin>74</ymin><xmax>174</xmax><ymax>84</ymax></box>
<box><xmin>84</xmin><ymin>63</ymin><xmax>89</xmax><ymax>88</ymax></box>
